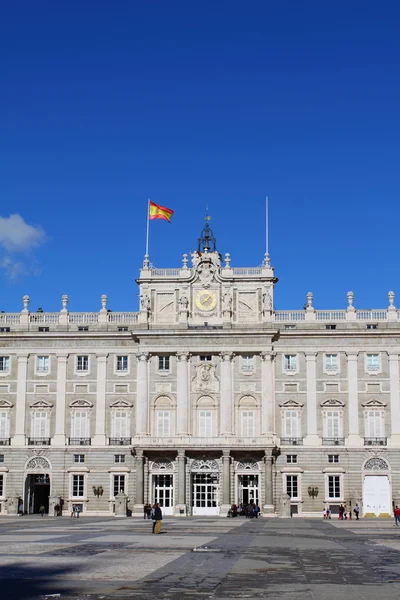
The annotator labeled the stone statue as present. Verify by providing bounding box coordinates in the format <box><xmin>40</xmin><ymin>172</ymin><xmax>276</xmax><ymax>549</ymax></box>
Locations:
<box><xmin>263</xmin><ymin>289</ymin><xmax>272</xmax><ymax>312</ymax></box>
<box><xmin>222</xmin><ymin>291</ymin><xmax>232</xmax><ymax>312</ymax></box>
<box><xmin>179</xmin><ymin>294</ymin><xmax>189</xmax><ymax>310</ymax></box>
<box><xmin>140</xmin><ymin>294</ymin><xmax>150</xmax><ymax>311</ymax></box>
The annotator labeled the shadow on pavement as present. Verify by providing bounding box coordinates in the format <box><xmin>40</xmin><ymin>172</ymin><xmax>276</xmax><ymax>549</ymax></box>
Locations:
<box><xmin>0</xmin><ymin>562</ymin><xmax>77</xmax><ymax>600</ymax></box>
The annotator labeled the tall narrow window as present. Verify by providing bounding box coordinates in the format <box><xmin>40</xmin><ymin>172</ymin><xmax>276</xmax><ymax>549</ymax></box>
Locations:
<box><xmin>158</xmin><ymin>356</ymin><xmax>170</xmax><ymax>371</ymax></box>
<box><xmin>241</xmin><ymin>356</ymin><xmax>254</xmax><ymax>373</ymax></box>
<box><xmin>72</xmin><ymin>410</ymin><xmax>89</xmax><ymax>438</ymax></box>
<box><xmin>328</xmin><ymin>475</ymin><xmax>341</xmax><ymax>499</ymax></box>
<box><xmin>326</xmin><ymin>410</ymin><xmax>341</xmax><ymax>438</ymax></box>
<box><xmin>112</xmin><ymin>410</ymin><xmax>129</xmax><ymax>438</ymax></box>
<box><xmin>76</xmin><ymin>355</ymin><xmax>89</xmax><ymax>372</ymax></box>
<box><xmin>286</xmin><ymin>475</ymin><xmax>299</xmax><ymax>499</ymax></box>
<box><xmin>0</xmin><ymin>474</ymin><xmax>3</xmax><ymax>496</ymax></box>
<box><xmin>366</xmin><ymin>354</ymin><xmax>380</xmax><ymax>372</ymax></box>
<box><xmin>116</xmin><ymin>356</ymin><xmax>128</xmax><ymax>372</ymax></box>
<box><xmin>284</xmin><ymin>355</ymin><xmax>297</xmax><ymax>372</ymax></box>
<box><xmin>72</xmin><ymin>474</ymin><xmax>85</xmax><ymax>497</ymax></box>
<box><xmin>199</xmin><ymin>411</ymin><xmax>212</xmax><ymax>437</ymax></box>
<box><xmin>0</xmin><ymin>411</ymin><xmax>9</xmax><ymax>439</ymax></box>
<box><xmin>0</xmin><ymin>357</ymin><xmax>10</xmax><ymax>373</ymax></box>
<box><xmin>365</xmin><ymin>411</ymin><xmax>384</xmax><ymax>438</ymax></box>
<box><xmin>156</xmin><ymin>411</ymin><xmax>171</xmax><ymax>437</ymax></box>
<box><xmin>325</xmin><ymin>354</ymin><xmax>338</xmax><ymax>372</ymax></box>
<box><xmin>37</xmin><ymin>356</ymin><xmax>49</xmax><ymax>373</ymax></box>
<box><xmin>284</xmin><ymin>410</ymin><xmax>300</xmax><ymax>437</ymax></box>
<box><xmin>241</xmin><ymin>411</ymin><xmax>255</xmax><ymax>437</ymax></box>
<box><xmin>32</xmin><ymin>411</ymin><xmax>48</xmax><ymax>438</ymax></box>
<box><xmin>113</xmin><ymin>474</ymin><xmax>126</xmax><ymax>497</ymax></box>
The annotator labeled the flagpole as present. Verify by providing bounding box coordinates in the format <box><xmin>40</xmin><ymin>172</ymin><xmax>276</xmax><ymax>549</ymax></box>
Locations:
<box><xmin>144</xmin><ymin>199</ymin><xmax>150</xmax><ymax>267</ymax></box>
<box><xmin>264</xmin><ymin>196</ymin><xmax>270</xmax><ymax>266</ymax></box>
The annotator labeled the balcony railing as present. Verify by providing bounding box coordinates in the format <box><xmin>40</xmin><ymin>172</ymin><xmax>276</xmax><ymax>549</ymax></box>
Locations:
<box><xmin>322</xmin><ymin>437</ymin><xmax>345</xmax><ymax>446</ymax></box>
<box><xmin>109</xmin><ymin>437</ymin><xmax>131</xmax><ymax>446</ymax></box>
<box><xmin>0</xmin><ymin>438</ymin><xmax>10</xmax><ymax>446</ymax></box>
<box><xmin>280</xmin><ymin>437</ymin><xmax>303</xmax><ymax>445</ymax></box>
<box><xmin>364</xmin><ymin>437</ymin><xmax>387</xmax><ymax>446</ymax></box>
<box><xmin>28</xmin><ymin>437</ymin><xmax>50</xmax><ymax>446</ymax></box>
<box><xmin>68</xmin><ymin>437</ymin><xmax>91</xmax><ymax>446</ymax></box>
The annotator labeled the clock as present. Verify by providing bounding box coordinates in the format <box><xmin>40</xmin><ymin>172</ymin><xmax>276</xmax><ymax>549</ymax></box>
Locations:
<box><xmin>195</xmin><ymin>290</ymin><xmax>217</xmax><ymax>311</ymax></box>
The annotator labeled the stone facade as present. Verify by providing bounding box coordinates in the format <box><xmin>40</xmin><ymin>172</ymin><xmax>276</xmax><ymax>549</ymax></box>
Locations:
<box><xmin>0</xmin><ymin>225</ymin><xmax>399</xmax><ymax>517</ymax></box>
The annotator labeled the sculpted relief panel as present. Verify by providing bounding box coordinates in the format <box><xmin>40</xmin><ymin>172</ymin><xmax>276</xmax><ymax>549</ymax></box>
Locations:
<box><xmin>192</xmin><ymin>363</ymin><xmax>219</xmax><ymax>393</ymax></box>
<box><xmin>155</xmin><ymin>293</ymin><xmax>175</xmax><ymax>323</ymax></box>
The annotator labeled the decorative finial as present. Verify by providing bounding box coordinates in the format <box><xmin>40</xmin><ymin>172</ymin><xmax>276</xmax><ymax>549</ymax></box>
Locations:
<box><xmin>347</xmin><ymin>291</ymin><xmax>354</xmax><ymax>307</ymax></box>
<box><xmin>388</xmin><ymin>291</ymin><xmax>395</xmax><ymax>307</ymax></box>
<box><xmin>101</xmin><ymin>294</ymin><xmax>107</xmax><ymax>311</ymax></box>
<box><xmin>61</xmin><ymin>295</ymin><xmax>68</xmax><ymax>311</ymax></box>
<box><xmin>263</xmin><ymin>252</ymin><xmax>271</xmax><ymax>267</ymax></box>
<box><xmin>224</xmin><ymin>253</ymin><xmax>231</xmax><ymax>267</ymax></box>
<box><xmin>306</xmin><ymin>292</ymin><xmax>313</xmax><ymax>308</ymax></box>
<box><xmin>143</xmin><ymin>254</ymin><xmax>150</xmax><ymax>268</ymax></box>
<box><xmin>22</xmin><ymin>295</ymin><xmax>30</xmax><ymax>311</ymax></box>
<box><xmin>182</xmin><ymin>253</ymin><xmax>188</xmax><ymax>269</ymax></box>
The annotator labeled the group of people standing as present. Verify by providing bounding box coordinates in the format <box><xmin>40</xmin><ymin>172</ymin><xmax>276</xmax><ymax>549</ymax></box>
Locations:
<box><xmin>323</xmin><ymin>504</ymin><xmax>360</xmax><ymax>520</ymax></box>
<box><xmin>143</xmin><ymin>502</ymin><xmax>163</xmax><ymax>533</ymax></box>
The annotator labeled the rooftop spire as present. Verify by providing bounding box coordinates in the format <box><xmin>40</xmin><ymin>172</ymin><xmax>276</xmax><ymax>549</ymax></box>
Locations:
<box><xmin>197</xmin><ymin>213</ymin><xmax>217</xmax><ymax>253</ymax></box>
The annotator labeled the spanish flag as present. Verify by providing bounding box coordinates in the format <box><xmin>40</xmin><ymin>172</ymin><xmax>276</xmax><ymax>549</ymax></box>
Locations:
<box><xmin>149</xmin><ymin>201</ymin><xmax>174</xmax><ymax>222</ymax></box>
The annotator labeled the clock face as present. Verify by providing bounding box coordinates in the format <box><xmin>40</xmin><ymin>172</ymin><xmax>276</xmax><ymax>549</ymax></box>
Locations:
<box><xmin>195</xmin><ymin>290</ymin><xmax>217</xmax><ymax>311</ymax></box>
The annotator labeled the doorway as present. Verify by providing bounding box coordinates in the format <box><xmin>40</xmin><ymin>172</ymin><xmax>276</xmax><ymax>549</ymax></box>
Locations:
<box><xmin>153</xmin><ymin>474</ymin><xmax>174</xmax><ymax>516</ymax></box>
<box><xmin>192</xmin><ymin>472</ymin><xmax>219</xmax><ymax>515</ymax></box>
<box><xmin>363</xmin><ymin>475</ymin><xmax>391</xmax><ymax>517</ymax></box>
<box><xmin>26</xmin><ymin>474</ymin><xmax>50</xmax><ymax>514</ymax></box>
<box><xmin>238</xmin><ymin>474</ymin><xmax>259</xmax><ymax>505</ymax></box>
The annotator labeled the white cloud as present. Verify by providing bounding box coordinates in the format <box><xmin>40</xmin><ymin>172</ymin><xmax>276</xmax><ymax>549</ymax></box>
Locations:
<box><xmin>0</xmin><ymin>214</ymin><xmax>46</xmax><ymax>252</ymax></box>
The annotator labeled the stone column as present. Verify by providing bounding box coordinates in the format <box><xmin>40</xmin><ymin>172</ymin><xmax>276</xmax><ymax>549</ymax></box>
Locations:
<box><xmin>92</xmin><ymin>354</ymin><xmax>108</xmax><ymax>445</ymax></box>
<box><xmin>176</xmin><ymin>352</ymin><xmax>190</xmax><ymax>435</ymax></box>
<box><xmin>304</xmin><ymin>353</ymin><xmax>320</xmax><ymax>445</ymax></box>
<box><xmin>53</xmin><ymin>353</ymin><xmax>68</xmax><ymax>446</ymax></box>
<box><xmin>175</xmin><ymin>449</ymin><xmax>187</xmax><ymax>516</ymax></box>
<box><xmin>219</xmin><ymin>352</ymin><xmax>234</xmax><ymax>436</ymax></box>
<box><xmin>263</xmin><ymin>451</ymin><xmax>274</xmax><ymax>515</ymax></box>
<box><xmin>389</xmin><ymin>353</ymin><xmax>400</xmax><ymax>445</ymax></box>
<box><xmin>12</xmin><ymin>354</ymin><xmax>28</xmax><ymax>446</ymax></box>
<box><xmin>133</xmin><ymin>450</ymin><xmax>144</xmax><ymax>515</ymax></box>
<box><xmin>346</xmin><ymin>352</ymin><xmax>363</xmax><ymax>445</ymax></box>
<box><xmin>220</xmin><ymin>449</ymin><xmax>231</xmax><ymax>516</ymax></box>
<box><xmin>260</xmin><ymin>351</ymin><xmax>275</xmax><ymax>436</ymax></box>
<box><xmin>136</xmin><ymin>352</ymin><xmax>149</xmax><ymax>436</ymax></box>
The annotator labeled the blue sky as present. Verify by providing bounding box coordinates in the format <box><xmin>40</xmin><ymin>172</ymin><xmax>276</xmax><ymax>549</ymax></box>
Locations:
<box><xmin>1</xmin><ymin>1</ymin><xmax>400</xmax><ymax>312</ymax></box>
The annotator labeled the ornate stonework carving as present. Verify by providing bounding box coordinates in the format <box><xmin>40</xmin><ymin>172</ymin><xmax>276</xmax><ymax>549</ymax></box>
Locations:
<box><xmin>0</xmin><ymin>399</ymin><xmax>13</xmax><ymax>409</ymax></box>
<box><xmin>320</xmin><ymin>398</ymin><xmax>345</xmax><ymax>407</ymax></box>
<box><xmin>110</xmin><ymin>399</ymin><xmax>133</xmax><ymax>409</ymax></box>
<box><xmin>361</xmin><ymin>398</ymin><xmax>387</xmax><ymax>408</ymax></box>
<box><xmin>191</xmin><ymin>459</ymin><xmax>219</xmax><ymax>471</ymax></box>
<box><xmin>237</xmin><ymin>459</ymin><xmax>259</xmax><ymax>471</ymax></box>
<box><xmin>192</xmin><ymin>363</ymin><xmax>219</xmax><ymax>393</ymax></box>
<box><xmin>151</xmin><ymin>459</ymin><xmax>173</xmax><ymax>471</ymax></box>
<box><xmin>156</xmin><ymin>293</ymin><xmax>175</xmax><ymax>323</ymax></box>
<box><xmin>29</xmin><ymin>399</ymin><xmax>53</xmax><ymax>409</ymax></box>
<box><xmin>238</xmin><ymin>292</ymin><xmax>257</xmax><ymax>322</ymax></box>
<box><xmin>364</xmin><ymin>457</ymin><xmax>389</xmax><ymax>471</ymax></box>
<box><xmin>26</xmin><ymin>456</ymin><xmax>51</xmax><ymax>471</ymax></box>
<box><xmin>69</xmin><ymin>399</ymin><xmax>93</xmax><ymax>408</ymax></box>
<box><xmin>279</xmin><ymin>399</ymin><xmax>304</xmax><ymax>408</ymax></box>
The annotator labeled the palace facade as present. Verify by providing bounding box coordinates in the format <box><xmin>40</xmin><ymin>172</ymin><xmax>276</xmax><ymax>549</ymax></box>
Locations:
<box><xmin>0</xmin><ymin>221</ymin><xmax>398</xmax><ymax>517</ymax></box>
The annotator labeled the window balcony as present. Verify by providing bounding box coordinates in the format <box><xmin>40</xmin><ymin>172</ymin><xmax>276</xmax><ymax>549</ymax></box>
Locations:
<box><xmin>28</xmin><ymin>437</ymin><xmax>51</xmax><ymax>446</ymax></box>
<box><xmin>322</xmin><ymin>437</ymin><xmax>345</xmax><ymax>446</ymax></box>
<box><xmin>109</xmin><ymin>437</ymin><xmax>131</xmax><ymax>446</ymax></box>
<box><xmin>364</xmin><ymin>437</ymin><xmax>387</xmax><ymax>446</ymax></box>
<box><xmin>68</xmin><ymin>437</ymin><xmax>91</xmax><ymax>446</ymax></box>
<box><xmin>0</xmin><ymin>438</ymin><xmax>10</xmax><ymax>446</ymax></box>
<box><xmin>280</xmin><ymin>437</ymin><xmax>303</xmax><ymax>446</ymax></box>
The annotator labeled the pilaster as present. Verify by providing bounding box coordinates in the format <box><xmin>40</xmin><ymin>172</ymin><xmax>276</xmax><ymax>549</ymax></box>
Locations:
<box><xmin>260</xmin><ymin>351</ymin><xmax>275</xmax><ymax>437</ymax></box>
<box><xmin>176</xmin><ymin>352</ymin><xmax>190</xmax><ymax>435</ymax></box>
<box><xmin>346</xmin><ymin>352</ymin><xmax>363</xmax><ymax>446</ymax></box>
<box><xmin>92</xmin><ymin>354</ymin><xmax>108</xmax><ymax>445</ymax></box>
<box><xmin>263</xmin><ymin>450</ymin><xmax>275</xmax><ymax>515</ymax></box>
<box><xmin>133</xmin><ymin>450</ymin><xmax>144</xmax><ymax>514</ymax></box>
<box><xmin>175</xmin><ymin>449</ymin><xmax>187</xmax><ymax>516</ymax></box>
<box><xmin>12</xmin><ymin>354</ymin><xmax>28</xmax><ymax>446</ymax></box>
<box><xmin>389</xmin><ymin>353</ymin><xmax>400</xmax><ymax>445</ymax></box>
<box><xmin>220</xmin><ymin>449</ymin><xmax>231</xmax><ymax>517</ymax></box>
<box><xmin>136</xmin><ymin>352</ymin><xmax>150</xmax><ymax>436</ymax></box>
<box><xmin>219</xmin><ymin>352</ymin><xmax>234</xmax><ymax>436</ymax></box>
<box><xmin>52</xmin><ymin>353</ymin><xmax>68</xmax><ymax>446</ymax></box>
<box><xmin>304</xmin><ymin>353</ymin><xmax>321</xmax><ymax>446</ymax></box>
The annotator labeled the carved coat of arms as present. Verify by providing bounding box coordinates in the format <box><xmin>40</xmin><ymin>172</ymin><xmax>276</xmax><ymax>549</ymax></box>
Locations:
<box><xmin>192</xmin><ymin>363</ymin><xmax>219</xmax><ymax>393</ymax></box>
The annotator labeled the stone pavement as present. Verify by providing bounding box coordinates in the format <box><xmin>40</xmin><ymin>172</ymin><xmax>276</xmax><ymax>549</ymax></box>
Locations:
<box><xmin>1</xmin><ymin>516</ymin><xmax>400</xmax><ymax>599</ymax></box>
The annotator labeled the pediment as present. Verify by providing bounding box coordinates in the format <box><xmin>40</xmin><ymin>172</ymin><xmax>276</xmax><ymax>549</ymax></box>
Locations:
<box><xmin>320</xmin><ymin>398</ymin><xmax>345</xmax><ymax>408</ymax></box>
<box><xmin>361</xmin><ymin>398</ymin><xmax>387</xmax><ymax>408</ymax></box>
<box><xmin>279</xmin><ymin>399</ymin><xmax>304</xmax><ymax>408</ymax></box>
<box><xmin>0</xmin><ymin>399</ymin><xmax>13</xmax><ymax>409</ymax></box>
<box><xmin>29</xmin><ymin>399</ymin><xmax>53</xmax><ymax>409</ymax></box>
<box><xmin>110</xmin><ymin>399</ymin><xmax>133</xmax><ymax>409</ymax></box>
<box><xmin>69</xmin><ymin>399</ymin><xmax>93</xmax><ymax>408</ymax></box>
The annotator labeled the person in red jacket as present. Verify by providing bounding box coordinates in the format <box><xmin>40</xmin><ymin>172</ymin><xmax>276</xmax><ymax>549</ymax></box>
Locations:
<box><xmin>394</xmin><ymin>505</ymin><xmax>400</xmax><ymax>527</ymax></box>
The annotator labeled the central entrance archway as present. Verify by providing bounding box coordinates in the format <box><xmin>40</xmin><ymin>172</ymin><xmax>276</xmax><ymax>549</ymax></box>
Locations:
<box><xmin>150</xmin><ymin>459</ymin><xmax>174</xmax><ymax>516</ymax></box>
<box><xmin>362</xmin><ymin>457</ymin><xmax>391</xmax><ymax>517</ymax></box>
<box><xmin>191</xmin><ymin>459</ymin><xmax>219</xmax><ymax>515</ymax></box>
<box><xmin>24</xmin><ymin>455</ymin><xmax>52</xmax><ymax>515</ymax></box>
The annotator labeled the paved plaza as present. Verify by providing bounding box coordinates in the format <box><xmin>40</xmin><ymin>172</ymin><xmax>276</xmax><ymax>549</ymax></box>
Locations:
<box><xmin>1</xmin><ymin>516</ymin><xmax>400</xmax><ymax>599</ymax></box>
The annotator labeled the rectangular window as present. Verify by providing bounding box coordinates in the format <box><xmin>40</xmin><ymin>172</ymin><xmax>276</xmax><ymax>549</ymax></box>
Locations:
<box><xmin>0</xmin><ymin>411</ymin><xmax>10</xmax><ymax>438</ymax></box>
<box><xmin>76</xmin><ymin>355</ymin><xmax>89</xmax><ymax>372</ymax></box>
<box><xmin>72</xmin><ymin>474</ymin><xmax>85</xmax><ymax>497</ymax></box>
<box><xmin>286</xmin><ymin>475</ymin><xmax>299</xmax><ymax>499</ymax></box>
<box><xmin>286</xmin><ymin>455</ymin><xmax>297</xmax><ymax>464</ymax></box>
<box><xmin>0</xmin><ymin>455</ymin><xmax>3</xmax><ymax>462</ymax></box>
<box><xmin>38</xmin><ymin>327</ymin><xmax>49</xmax><ymax>332</ymax></box>
<box><xmin>113</xmin><ymin>474</ymin><xmax>125</xmax><ymax>497</ymax></box>
<box><xmin>116</xmin><ymin>356</ymin><xmax>128</xmax><ymax>372</ymax></box>
<box><xmin>72</xmin><ymin>410</ymin><xmax>89</xmax><ymax>438</ymax></box>
<box><xmin>156</xmin><ymin>411</ymin><xmax>171</xmax><ymax>437</ymax></box>
<box><xmin>114</xmin><ymin>454</ymin><xmax>125</xmax><ymax>463</ymax></box>
<box><xmin>199</xmin><ymin>410</ymin><xmax>212</xmax><ymax>437</ymax></box>
<box><xmin>326</xmin><ymin>410</ymin><xmax>341</xmax><ymax>438</ymax></box>
<box><xmin>0</xmin><ymin>357</ymin><xmax>10</xmax><ymax>373</ymax></box>
<box><xmin>118</xmin><ymin>327</ymin><xmax>128</xmax><ymax>332</ymax></box>
<box><xmin>78</xmin><ymin>326</ymin><xmax>89</xmax><ymax>332</ymax></box>
<box><xmin>241</xmin><ymin>356</ymin><xmax>254</xmax><ymax>373</ymax></box>
<box><xmin>32</xmin><ymin>411</ymin><xmax>48</xmax><ymax>438</ymax></box>
<box><xmin>112</xmin><ymin>410</ymin><xmax>129</xmax><ymax>438</ymax></box>
<box><xmin>37</xmin><ymin>356</ymin><xmax>49</xmax><ymax>373</ymax></box>
<box><xmin>0</xmin><ymin>474</ymin><xmax>3</xmax><ymax>496</ymax></box>
<box><xmin>0</xmin><ymin>328</ymin><xmax>10</xmax><ymax>333</ymax></box>
<box><xmin>325</xmin><ymin>354</ymin><xmax>338</xmax><ymax>371</ymax></box>
<box><xmin>200</xmin><ymin>355</ymin><xmax>212</xmax><ymax>362</ymax></box>
<box><xmin>241</xmin><ymin>411</ymin><xmax>255</xmax><ymax>437</ymax></box>
<box><xmin>284</xmin><ymin>325</ymin><xmax>296</xmax><ymax>330</ymax></box>
<box><xmin>326</xmin><ymin>324</ymin><xmax>336</xmax><ymax>330</ymax></box>
<box><xmin>73</xmin><ymin>454</ymin><xmax>85</xmax><ymax>463</ymax></box>
<box><xmin>284</xmin><ymin>355</ymin><xmax>297</xmax><ymax>372</ymax></box>
<box><xmin>328</xmin><ymin>475</ymin><xmax>341</xmax><ymax>499</ymax></box>
<box><xmin>158</xmin><ymin>356</ymin><xmax>170</xmax><ymax>371</ymax></box>
<box><xmin>328</xmin><ymin>455</ymin><xmax>339</xmax><ymax>463</ymax></box>
<box><xmin>366</xmin><ymin>324</ymin><xmax>377</xmax><ymax>330</ymax></box>
<box><xmin>366</xmin><ymin>354</ymin><xmax>379</xmax><ymax>372</ymax></box>
<box><xmin>284</xmin><ymin>410</ymin><xmax>300</xmax><ymax>437</ymax></box>
<box><xmin>365</xmin><ymin>411</ymin><xmax>384</xmax><ymax>437</ymax></box>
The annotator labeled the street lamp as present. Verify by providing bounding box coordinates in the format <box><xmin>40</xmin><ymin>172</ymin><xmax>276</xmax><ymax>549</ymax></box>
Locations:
<box><xmin>93</xmin><ymin>485</ymin><xmax>103</xmax><ymax>497</ymax></box>
<box><xmin>308</xmin><ymin>486</ymin><xmax>319</xmax><ymax>498</ymax></box>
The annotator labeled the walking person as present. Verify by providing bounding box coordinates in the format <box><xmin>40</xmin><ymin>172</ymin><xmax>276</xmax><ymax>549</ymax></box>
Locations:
<box><xmin>153</xmin><ymin>503</ymin><xmax>163</xmax><ymax>534</ymax></box>
<box><xmin>394</xmin><ymin>505</ymin><xmax>400</xmax><ymax>526</ymax></box>
<box><xmin>354</xmin><ymin>503</ymin><xmax>360</xmax><ymax>520</ymax></box>
<box><xmin>39</xmin><ymin>505</ymin><xmax>45</xmax><ymax>517</ymax></box>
